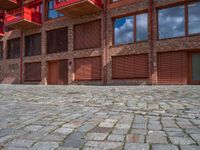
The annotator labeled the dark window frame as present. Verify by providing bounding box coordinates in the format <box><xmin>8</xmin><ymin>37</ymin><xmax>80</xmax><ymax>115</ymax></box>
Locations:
<box><xmin>157</xmin><ymin>1</ymin><xmax>200</xmax><ymax>40</ymax></box>
<box><xmin>7</xmin><ymin>38</ymin><xmax>20</xmax><ymax>59</ymax></box>
<box><xmin>46</xmin><ymin>27</ymin><xmax>68</xmax><ymax>54</ymax></box>
<box><xmin>112</xmin><ymin>11</ymin><xmax>149</xmax><ymax>46</ymax></box>
<box><xmin>25</xmin><ymin>33</ymin><xmax>41</xmax><ymax>57</ymax></box>
<box><xmin>24</xmin><ymin>62</ymin><xmax>42</xmax><ymax>82</ymax></box>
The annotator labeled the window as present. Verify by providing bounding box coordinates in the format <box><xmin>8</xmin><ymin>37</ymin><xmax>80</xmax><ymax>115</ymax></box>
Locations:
<box><xmin>114</xmin><ymin>16</ymin><xmax>134</xmax><ymax>45</ymax></box>
<box><xmin>188</xmin><ymin>2</ymin><xmax>200</xmax><ymax>35</ymax></box>
<box><xmin>25</xmin><ymin>34</ymin><xmax>41</xmax><ymax>57</ymax></box>
<box><xmin>47</xmin><ymin>27</ymin><xmax>68</xmax><ymax>54</ymax></box>
<box><xmin>136</xmin><ymin>13</ymin><xmax>148</xmax><ymax>41</ymax></box>
<box><xmin>0</xmin><ymin>42</ymin><xmax>3</xmax><ymax>60</ymax></box>
<box><xmin>74</xmin><ymin>20</ymin><xmax>101</xmax><ymax>50</ymax></box>
<box><xmin>7</xmin><ymin>38</ymin><xmax>20</xmax><ymax>59</ymax></box>
<box><xmin>114</xmin><ymin>13</ymin><xmax>148</xmax><ymax>46</ymax></box>
<box><xmin>158</xmin><ymin>1</ymin><xmax>200</xmax><ymax>39</ymax></box>
<box><xmin>47</xmin><ymin>0</ymin><xmax>64</xmax><ymax>20</ymax></box>
<box><xmin>158</xmin><ymin>5</ymin><xmax>185</xmax><ymax>39</ymax></box>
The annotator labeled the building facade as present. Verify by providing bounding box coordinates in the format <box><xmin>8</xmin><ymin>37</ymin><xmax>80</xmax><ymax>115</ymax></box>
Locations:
<box><xmin>0</xmin><ymin>0</ymin><xmax>200</xmax><ymax>85</ymax></box>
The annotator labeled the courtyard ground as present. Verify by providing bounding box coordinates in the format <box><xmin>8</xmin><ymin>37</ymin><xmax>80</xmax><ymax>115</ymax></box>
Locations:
<box><xmin>0</xmin><ymin>85</ymin><xmax>200</xmax><ymax>150</ymax></box>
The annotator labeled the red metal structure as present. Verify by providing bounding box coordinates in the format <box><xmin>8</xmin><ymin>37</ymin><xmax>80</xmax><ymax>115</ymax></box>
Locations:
<box><xmin>0</xmin><ymin>16</ymin><xmax>3</xmax><ymax>37</ymax></box>
<box><xmin>4</xmin><ymin>6</ymin><xmax>42</xmax><ymax>30</ymax></box>
<box><xmin>54</xmin><ymin>0</ymin><xmax>103</xmax><ymax>17</ymax></box>
<box><xmin>0</xmin><ymin>0</ymin><xmax>21</xmax><ymax>11</ymax></box>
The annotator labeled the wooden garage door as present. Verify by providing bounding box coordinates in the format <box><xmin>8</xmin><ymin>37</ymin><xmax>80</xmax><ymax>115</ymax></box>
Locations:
<box><xmin>157</xmin><ymin>51</ymin><xmax>187</xmax><ymax>84</ymax></box>
<box><xmin>25</xmin><ymin>62</ymin><xmax>41</xmax><ymax>82</ymax></box>
<box><xmin>112</xmin><ymin>54</ymin><xmax>149</xmax><ymax>79</ymax></box>
<box><xmin>74</xmin><ymin>56</ymin><xmax>102</xmax><ymax>81</ymax></box>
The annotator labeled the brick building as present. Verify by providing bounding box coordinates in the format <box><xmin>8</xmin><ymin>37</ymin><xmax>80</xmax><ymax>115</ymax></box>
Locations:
<box><xmin>0</xmin><ymin>0</ymin><xmax>200</xmax><ymax>85</ymax></box>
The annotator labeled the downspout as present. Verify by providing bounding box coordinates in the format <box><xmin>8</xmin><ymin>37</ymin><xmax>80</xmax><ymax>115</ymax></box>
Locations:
<box><xmin>20</xmin><ymin>0</ymin><xmax>24</xmax><ymax>84</ymax></box>
<box><xmin>149</xmin><ymin>0</ymin><xmax>154</xmax><ymax>85</ymax></box>
<box><xmin>103</xmin><ymin>0</ymin><xmax>107</xmax><ymax>85</ymax></box>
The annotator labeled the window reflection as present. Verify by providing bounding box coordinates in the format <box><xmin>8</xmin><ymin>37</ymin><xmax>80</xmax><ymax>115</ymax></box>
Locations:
<box><xmin>136</xmin><ymin>13</ymin><xmax>148</xmax><ymax>41</ymax></box>
<box><xmin>188</xmin><ymin>2</ymin><xmax>200</xmax><ymax>34</ymax></box>
<box><xmin>114</xmin><ymin>16</ymin><xmax>134</xmax><ymax>45</ymax></box>
<box><xmin>158</xmin><ymin>6</ymin><xmax>185</xmax><ymax>39</ymax></box>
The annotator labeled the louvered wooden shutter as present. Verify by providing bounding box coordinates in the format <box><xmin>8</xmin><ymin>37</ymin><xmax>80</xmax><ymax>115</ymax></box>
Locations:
<box><xmin>25</xmin><ymin>62</ymin><xmax>41</xmax><ymax>82</ymax></box>
<box><xmin>157</xmin><ymin>51</ymin><xmax>187</xmax><ymax>84</ymax></box>
<box><xmin>74</xmin><ymin>56</ymin><xmax>102</xmax><ymax>81</ymax></box>
<box><xmin>112</xmin><ymin>54</ymin><xmax>148</xmax><ymax>79</ymax></box>
<box><xmin>59</xmin><ymin>60</ymin><xmax>68</xmax><ymax>84</ymax></box>
<box><xmin>74</xmin><ymin>20</ymin><xmax>101</xmax><ymax>50</ymax></box>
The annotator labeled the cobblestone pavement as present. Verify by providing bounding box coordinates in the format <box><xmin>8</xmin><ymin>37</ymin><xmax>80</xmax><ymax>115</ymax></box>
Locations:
<box><xmin>0</xmin><ymin>85</ymin><xmax>200</xmax><ymax>150</ymax></box>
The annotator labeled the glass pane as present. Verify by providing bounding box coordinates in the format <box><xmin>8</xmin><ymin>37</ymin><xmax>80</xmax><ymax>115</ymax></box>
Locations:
<box><xmin>136</xmin><ymin>13</ymin><xmax>148</xmax><ymax>41</ymax></box>
<box><xmin>192</xmin><ymin>54</ymin><xmax>200</xmax><ymax>81</ymax></box>
<box><xmin>114</xmin><ymin>16</ymin><xmax>134</xmax><ymax>45</ymax></box>
<box><xmin>158</xmin><ymin>5</ymin><xmax>185</xmax><ymax>39</ymax></box>
<box><xmin>188</xmin><ymin>2</ymin><xmax>200</xmax><ymax>34</ymax></box>
<box><xmin>48</xmin><ymin>10</ymin><xmax>59</xmax><ymax>19</ymax></box>
<box><xmin>48</xmin><ymin>0</ymin><xmax>53</xmax><ymax>9</ymax></box>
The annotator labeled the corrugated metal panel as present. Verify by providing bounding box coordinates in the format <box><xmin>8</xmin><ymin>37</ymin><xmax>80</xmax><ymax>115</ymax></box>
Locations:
<box><xmin>25</xmin><ymin>62</ymin><xmax>41</xmax><ymax>82</ymax></box>
<box><xmin>25</xmin><ymin>33</ymin><xmax>41</xmax><ymax>56</ymax></box>
<box><xmin>7</xmin><ymin>38</ymin><xmax>20</xmax><ymax>59</ymax></box>
<box><xmin>157</xmin><ymin>51</ymin><xmax>187</xmax><ymax>84</ymax></box>
<box><xmin>74</xmin><ymin>56</ymin><xmax>102</xmax><ymax>81</ymax></box>
<box><xmin>59</xmin><ymin>60</ymin><xmax>68</xmax><ymax>84</ymax></box>
<box><xmin>47</xmin><ymin>27</ymin><xmax>68</xmax><ymax>54</ymax></box>
<box><xmin>74</xmin><ymin>20</ymin><xmax>101</xmax><ymax>50</ymax></box>
<box><xmin>0</xmin><ymin>42</ymin><xmax>3</xmax><ymax>60</ymax></box>
<box><xmin>112</xmin><ymin>54</ymin><xmax>149</xmax><ymax>79</ymax></box>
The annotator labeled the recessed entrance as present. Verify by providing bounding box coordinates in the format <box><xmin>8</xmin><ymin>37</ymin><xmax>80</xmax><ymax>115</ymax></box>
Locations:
<box><xmin>47</xmin><ymin>60</ymin><xmax>68</xmax><ymax>85</ymax></box>
<box><xmin>190</xmin><ymin>53</ymin><xmax>200</xmax><ymax>84</ymax></box>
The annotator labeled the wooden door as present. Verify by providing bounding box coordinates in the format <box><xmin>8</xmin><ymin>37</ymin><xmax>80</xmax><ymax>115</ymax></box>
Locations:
<box><xmin>48</xmin><ymin>61</ymin><xmax>59</xmax><ymax>85</ymax></box>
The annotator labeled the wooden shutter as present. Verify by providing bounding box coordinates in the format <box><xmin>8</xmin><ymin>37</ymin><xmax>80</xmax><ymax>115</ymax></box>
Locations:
<box><xmin>74</xmin><ymin>20</ymin><xmax>101</xmax><ymax>50</ymax></box>
<box><xmin>25</xmin><ymin>33</ymin><xmax>41</xmax><ymax>56</ymax></box>
<box><xmin>47</xmin><ymin>27</ymin><xmax>68</xmax><ymax>54</ymax></box>
<box><xmin>112</xmin><ymin>54</ymin><xmax>149</xmax><ymax>79</ymax></box>
<box><xmin>25</xmin><ymin>62</ymin><xmax>41</xmax><ymax>82</ymax></box>
<box><xmin>7</xmin><ymin>38</ymin><xmax>20</xmax><ymax>59</ymax></box>
<box><xmin>59</xmin><ymin>60</ymin><xmax>68</xmax><ymax>84</ymax></box>
<box><xmin>157</xmin><ymin>51</ymin><xmax>187</xmax><ymax>84</ymax></box>
<box><xmin>0</xmin><ymin>42</ymin><xmax>3</xmax><ymax>60</ymax></box>
<box><xmin>74</xmin><ymin>56</ymin><xmax>102</xmax><ymax>81</ymax></box>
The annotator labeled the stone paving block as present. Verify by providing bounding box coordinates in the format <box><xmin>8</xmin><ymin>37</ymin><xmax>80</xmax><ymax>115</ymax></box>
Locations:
<box><xmin>107</xmin><ymin>134</ymin><xmax>125</xmax><ymax>142</ymax></box>
<box><xmin>126</xmin><ymin>134</ymin><xmax>145</xmax><ymax>143</ymax></box>
<box><xmin>180</xmin><ymin>145</ymin><xmax>200</xmax><ymax>150</ymax></box>
<box><xmin>77</xmin><ymin>124</ymin><xmax>94</xmax><ymax>132</ymax></box>
<box><xmin>132</xmin><ymin>124</ymin><xmax>147</xmax><ymax>129</ymax></box>
<box><xmin>152</xmin><ymin>144</ymin><xmax>179</xmax><ymax>150</ymax></box>
<box><xmin>53</xmin><ymin>128</ymin><xmax>74</xmax><ymax>135</ymax></box>
<box><xmin>30</xmin><ymin>142</ymin><xmax>59</xmax><ymax>150</ymax></box>
<box><xmin>169</xmin><ymin>137</ymin><xmax>196</xmax><ymax>145</ymax></box>
<box><xmin>131</xmin><ymin>129</ymin><xmax>147</xmax><ymax>135</ymax></box>
<box><xmin>85</xmin><ymin>133</ymin><xmax>108</xmax><ymax>141</ymax></box>
<box><xmin>115</xmin><ymin>124</ymin><xmax>131</xmax><ymax>129</ymax></box>
<box><xmin>24</xmin><ymin>125</ymin><xmax>43</xmax><ymax>132</ymax></box>
<box><xmin>6</xmin><ymin>139</ymin><xmax>35</xmax><ymax>148</ymax></box>
<box><xmin>84</xmin><ymin>141</ymin><xmax>123</xmax><ymax>149</ymax></box>
<box><xmin>124</xmin><ymin>143</ymin><xmax>149</xmax><ymax>150</ymax></box>
<box><xmin>146</xmin><ymin>135</ymin><xmax>168</xmax><ymax>144</ymax></box>
<box><xmin>89</xmin><ymin>127</ymin><xmax>111</xmax><ymax>133</ymax></box>
<box><xmin>62</xmin><ymin>132</ymin><xmax>86</xmax><ymax>148</ymax></box>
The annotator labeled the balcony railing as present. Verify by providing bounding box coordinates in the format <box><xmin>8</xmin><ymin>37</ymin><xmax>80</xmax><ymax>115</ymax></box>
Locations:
<box><xmin>4</xmin><ymin>6</ymin><xmax>42</xmax><ymax>30</ymax></box>
<box><xmin>54</xmin><ymin>0</ymin><xmax>103</xmax><ymax>17</ymax></box>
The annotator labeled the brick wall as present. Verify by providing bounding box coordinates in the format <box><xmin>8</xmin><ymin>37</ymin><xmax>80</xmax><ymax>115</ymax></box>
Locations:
<box><xmin>0</xmin><ymin>0</ymin><xmax>200</xmax><ymax>85</ymax></box>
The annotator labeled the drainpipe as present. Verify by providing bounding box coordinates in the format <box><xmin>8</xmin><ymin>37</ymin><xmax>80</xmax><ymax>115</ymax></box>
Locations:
<box><xmin>20</xmin><ymin>0</ymin><xmax>24</xmax><ymax>84</ymax></box>
<box><xmin>149</xmin><ymin>0</ymin><xmax>154</xmax><ymax>85</ymax></box>
<box><xmin>103</xmin><ymin>0</ymin><xmax>107</xmax><ymax>85</ymax></box>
